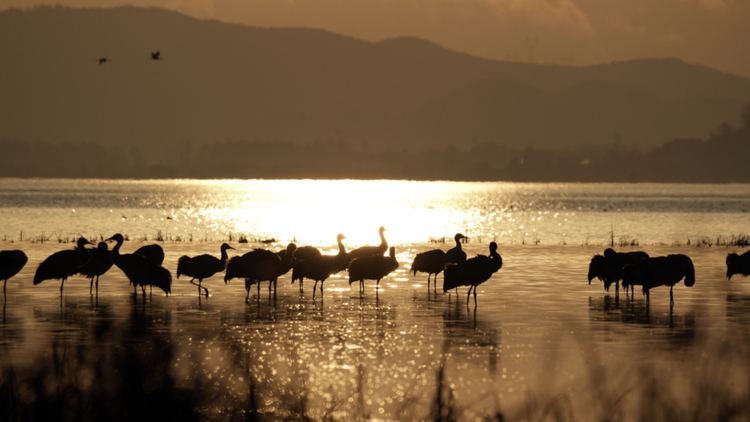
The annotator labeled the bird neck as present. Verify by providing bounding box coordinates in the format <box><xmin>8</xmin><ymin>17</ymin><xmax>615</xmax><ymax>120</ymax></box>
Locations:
<box><xmin>220</xmin><ymin>247</ymin><xmax>229</xmax><ymax>264</ymax></box>
<box><xmin>337</xmin><ymin>238</ymin><xmax>347</xmax><ymax>254</ymax></box>
<box><xmin>455</xmin><ymin>238</ymin><xmax>462</xmax><ymax>248</ymax></box>
<box><xmin>379</xmin><ymin>230</ymin><xmax>387</xmax><ymax>247</ymax></box>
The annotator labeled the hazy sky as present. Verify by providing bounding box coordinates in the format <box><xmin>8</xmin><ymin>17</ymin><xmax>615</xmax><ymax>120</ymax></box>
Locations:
<box><xmin>2</xmin><ymin>0</ymin><xmax>750</xmax><ymax>78</ymax></box>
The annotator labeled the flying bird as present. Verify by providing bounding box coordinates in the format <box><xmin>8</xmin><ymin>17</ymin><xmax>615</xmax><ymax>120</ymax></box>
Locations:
<box><xmin>622</xmin><ymin>254</ymin><xmax>695</xmax><ymax>304</ymax></box>
<box><xmin>443</xmin><ymin>242</ymin><xmax>502</xmax><ymax>307</ymax></box>
<box><xmin>177</xmin><ymin>243</ymin><xmax>234</xmax><ymax>297</ymax></box>
<box><xmin>410</xmin><ymin>249</ymin><xmax>446</xmax><ymax>292</ymax></box>
<box><xmin>98</xmin><ymin>57</ymin><xmax>109</xmax><ymax>65</ymax></box>
<box><xmin>349</xmin><ymin>246</ymin><xmax>399</xmax><ymax>298</ymax></box>
<box><xmin>75</xmin><ymin>242</ymin><xmax>113</xmax><ymax>295</ymax></box>
<box><xmin>107</xmin><ymin>233</ymin><xmax>172</xmax><ymax>296</ymax></box>
<box><xmin>0</xmin><ymin>250</ymin><xmax>28</xmax><ymax>293</ymax></box>
<box><xmin>588</xmin><ymin>248</ymin><xmax>649</xmax><ymax>294</ymax></box>
<box><xmin>34</xmin><ymin>237</ymin><xmax>92</xmax><ymax>294</ymax></box>
<box><xmin>726</xmin><ymin>250</ymin><xmax>750</xmax><ymax>280</ymax></box>
<box><xmin>151</xmin><ymin>51</ymin><xmax>161</xmax><ymax>60</ymax></box>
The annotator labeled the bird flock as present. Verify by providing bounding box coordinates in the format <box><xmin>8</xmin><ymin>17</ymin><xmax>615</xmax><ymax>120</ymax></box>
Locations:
<box><xmin>2</xmin><ymin>228</ymin><xmax>748</xmax><ymax>307</ymax></box>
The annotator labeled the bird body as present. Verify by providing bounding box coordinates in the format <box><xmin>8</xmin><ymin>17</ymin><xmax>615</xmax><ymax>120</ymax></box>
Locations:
<box><xmin>349</xmin><ymin>246</ymin><xmax>399</xmax><ymax>297</ymax></box>
<box><xmin>292</xmin><ymin>234</ymin><xmax>348</xmax><ymax>298</ymax></box>
<box><xmin>107</xmin><ymin>234</ymin><xmax>172</xmax><ymax>296</ymax></box>
<box><xmin>443</xmin><ymin>242</ymin><xmax>502</xmax><ymax>307</ymax></box>
<box><xmin>275</xmin><ymin>243</ymin><xmax>298</xmax><ymax>277</ymax></box>
<box><xmin>134</xmin><ymin>244</ymin><xmax>165</xmax><ymax>265</ymax></box>
<box><xmin>622</xmin><ymin>254</ymin><xmax>695</xmax><ymax>304</ymax></box>
<box><xmin>75</xmin><ymin>242</ymin><xmax>113</xmax><ymax>294</ymax></box>
<box><xmin>726</xmin><ymin>250</ymin><xmax>750</xmax><ymax>280</ymax></box>
<box><xmin>445</xmin><ymin>233</ymin><xmax>468</xmax><ymax>265</ymax></box>
<box><xmin>0</xmin><ymin>250</ymin><xmax>28</xmax><ymax>292</ymax></box>
<box><xmin>225</xmin><ymin>248</ymin><xmax>283</xmax><ymax>301</ymax></box>
<box><xmin>177</xmin><ymin>243</ymin><xmax>233</xmax><ymax>296</ymax></box>
<box><xmin>346</xmin><ymin>226</ymin><xmax>387</xmax><ymax>266</ymax></box>
<box><xmin>588</xmin><ymin>248</ymin><xmax>649</xmax><ymax>293</ymax></box>
<box><xmin>410</xmin><ymin>249</ymin><xmax>446</xmax><ymax>291</ymax></box>
<box><xmin>34</xmin><ymin>237</ymin><xmax>92</xmax><ymax>294</ymax></box>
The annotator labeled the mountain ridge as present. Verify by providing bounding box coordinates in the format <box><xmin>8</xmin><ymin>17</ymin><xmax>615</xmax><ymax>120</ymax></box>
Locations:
<box><xmin>1</xmin><ymin>5</ymin><xmax>748</xmax><ymax>151</ymax></box>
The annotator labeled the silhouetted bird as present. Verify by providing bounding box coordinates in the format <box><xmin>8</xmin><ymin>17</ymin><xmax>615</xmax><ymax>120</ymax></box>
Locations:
<box><xmin>225</xmin><ymin>249</ymin><xmax>282</xmax><ymax>301</ymax></box>
<box><xmin>274</xmin><ymin>243</ymin><xmax>299</xmax><ymax>278</ymax></box>
<box><xmin>346</xmin><ymin>226</ymin><xmax>388</xmax><ymax>267</ymax></box>
<box><xmin>0</xmin><ymin>250</ymin><xmax>28</xmax><ymax>293</ymax></box>
<box><xmin>151</xmin><ymin>51</ymin><xmax>161</xmax><ymax>60</ymax></box>
<box><xmin>107</xmin><ymin>234</ymin><xmax>172</xmax><ymax>296</ymax></box>
<box><xmin>75</xmin><ymin>242</ymin><xmax>113</xmax><ymax>295</ymax></box>
<box><xmin>443</xmin><ymin>242</ymin><xmax>502</xmax><ymax>307</ymax></box>
<box><xmin>349</xmin><ymin>246</ymin><xmax>399</xmax><ymax>297</ymax></box>
<box><xmin>445</xmin><ymin>233</ymin><xmax>468</xmax><ymax>265</ymax></box>
<box><xmin>292</xmin><ymin>234</ymin><xmax>348</xmax><ymax>298</ymax></box>
<box><xmin>177</xmin><ymin>243</ymin><xmax>233</xmax><ymax>297</ymax></box>
<box><xmin>292</xmin><ymin>245</ymin><xmax>322</xmax><ymax>262</ymax></box>
<box><xmin>134</xmin><ymin>244</ymin><xmax>165</xmax><ymax>265</ymax></box>
<box><xmin>410</xmin><ymin>249</ymin><xmax>446</xmax><ymax>291</ymax></box>
<box><xmin>622</xmin><ymin>254</ymin><xmax>695</xmax><ymax>304</ymax></box>
<box><xmin>588</xmin><ymin>248</ymin><xmax>649</xmax><ymax>294</ymax></box>
<box><xmin>98</xmin><ymin>57</ymin><xmax>108</xmax><ymax>65</ymax></box>
<box><xmin>726</xmin><ymin>250</ymin><xmax>750</xmax><ymax>280</ymax></box>
<box><xmin>34</xmin><ymin>237</ymin><xmax>92</xmax><ymax>294</ymax></box>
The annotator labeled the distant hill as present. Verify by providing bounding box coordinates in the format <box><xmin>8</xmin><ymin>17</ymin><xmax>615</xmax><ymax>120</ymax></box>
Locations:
<box><xmin>1</xmin><ymin>5</ymin><xmax>749</xmax><ymax>152</ymax></box>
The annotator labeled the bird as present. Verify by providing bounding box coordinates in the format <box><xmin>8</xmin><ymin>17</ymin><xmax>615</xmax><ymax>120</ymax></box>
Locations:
<box><xmin>75</xmin><ymin>242</ymin><xmax>113</xmax><ymax>295</ymax></box>
<box><xmin>134</xmin><ymin>244</ymin><xmax>165</xmax><ymax>265</ymax></box>
<box><xmin>98</xmin><ymin>57</ymin><xmax>108</xmax><ymax>65</ymax></box>
<box><xmin>292</xmin><ymin>234</ymin><xmax>348</xmax><ymax>298</ymax></box>
<box><xmin>588</xmin><ymin>248</ymin><xmax>649</xmax><ymax>294</ymax></box>
<box><xmin>345</xmin><ymin>226</ymin><xmax>388</xmax><ymax>267</ymax></box>
<box><xmin>726</xmin><ymin>250</ymin><xmax>750</xmax><ymax>280</ymax></box>
<box><xmin>443</xmin><ymin>242</ymin><xmax>503</xmax><ymax>307</ymax></box>
<box><xmin>177</xmin><ymin>243</ymin><xmax>234</xmax><ymax>297</ymax></box>
<box><xmin>0</xmin><ymin>250</ymin><xmax>28</xmax><ymax>293</ymax></box>
<box><xmin>445</xmin><ymin>233</ymin><xmax>468</xmax><ymax>265</ymax></box>
<box><xmin>34</xmin><ymin>237</ymin><xmax>92</xmax><ymax>294</ymax></box>
<box><xmin>349</xmin><ymin>246</ymin><xmax>399</xmax><ymax>297</ymax></box>
<box><xmin>293</xmin><ymin>245</ymin><xmax>322</xmax><ymax>262</ymax></box>
<box><xmin>151</xmin><ymin>51</ymin><xmax>161</xmax><ymax>60</ymax></box>
<box><xmin>410</xmin><ymin>249</ymin><xmax>446</xmax><ymax>292</ymax></box>
<box><xmin>622</xmin><ymin>254</ymin><xmax>695</xmax><ymax>304</ymax></box>
<box><xmin>225</xmin><ymin>244</ymin><xmax>296</xmax><ymax>301</ymax></box>
<box><xmin>107</xmin><ymin>234</ymin><xmax>172</xmax><ymax>296</ymax></box>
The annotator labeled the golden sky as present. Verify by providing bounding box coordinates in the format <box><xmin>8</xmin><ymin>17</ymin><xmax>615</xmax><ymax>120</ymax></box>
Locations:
<box><xmin>2</xmin><ymin>0</ymin><xmax>750</xmax><ymax>77</ymax></box>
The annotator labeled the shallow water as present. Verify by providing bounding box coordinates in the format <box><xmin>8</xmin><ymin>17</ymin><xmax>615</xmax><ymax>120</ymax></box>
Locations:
<box><xmin>2</xmin><ymin>239</ymin><xmax>748</xmax><ymax>420</ymax></box>
<box><xmin>2</xmin><ymin>179</ymin><xmax>750</xmax><ymax>420</ymax></box>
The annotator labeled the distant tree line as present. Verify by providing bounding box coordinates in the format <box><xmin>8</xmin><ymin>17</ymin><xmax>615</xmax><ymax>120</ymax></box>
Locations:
<box><xmin>2</xmin><ymin>102</ymin><xmax>749</xmax><ymax>182</ymax></box>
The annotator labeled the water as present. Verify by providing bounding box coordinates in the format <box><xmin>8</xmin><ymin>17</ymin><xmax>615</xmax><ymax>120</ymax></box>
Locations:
<box><xmin>1</xmin><ymin>178</ymin><xmax>750</xmax><ymax>420</ymax></box>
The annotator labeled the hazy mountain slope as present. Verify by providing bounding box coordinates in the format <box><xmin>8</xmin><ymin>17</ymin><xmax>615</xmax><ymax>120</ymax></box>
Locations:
<box><xmin>1</xmin><ymin>5</ymin><xmax>748</xmax><ymax>150</ymax></box>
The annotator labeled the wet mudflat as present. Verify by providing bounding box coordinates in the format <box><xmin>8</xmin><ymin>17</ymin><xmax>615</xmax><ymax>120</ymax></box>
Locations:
<box><xmin>2</xmin><ymin>241</ymin><xmax>750</xmax><ymax>421</ymax></box>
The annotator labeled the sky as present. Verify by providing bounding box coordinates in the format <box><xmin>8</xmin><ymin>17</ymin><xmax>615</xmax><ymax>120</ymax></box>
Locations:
<box><xmin>2</xmin><ymin>0</ymin><xmax>750</xmax><ymax>78</ymax></box>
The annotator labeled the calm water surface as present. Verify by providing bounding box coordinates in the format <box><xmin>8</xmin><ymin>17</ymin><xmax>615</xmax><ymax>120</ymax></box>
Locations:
<box><xmin>1</xmin><ymin>179</ymin><xmax>750</xmax><ymax>420</ymax></box>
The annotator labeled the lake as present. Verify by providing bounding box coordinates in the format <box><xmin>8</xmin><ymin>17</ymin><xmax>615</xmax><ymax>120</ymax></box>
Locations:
<box><xmin>1</xmin><ymin>178</ymin><xmax>750</xmax><ymax>421</ymax></box>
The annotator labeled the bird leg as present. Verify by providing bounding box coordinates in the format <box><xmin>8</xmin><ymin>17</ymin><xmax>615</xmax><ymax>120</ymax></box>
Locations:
<box><xmin>376</xmin><ymin>280</ymin><xmax>380</xmax><ymax>299</ymax></box>
<box><xmin>142</xmin><ymin>286</ymin><xmax>147</xmax><ymax>296</ymax></box>
<box><xmin>670</xmin><ymin>286</ymin><xmax>674</xmax><ymax>305</ymax></box>
<box><xmin>466</xmin><ymin>286</ymin><xmax>473</xmax><ymax>307</ymax></box>
<box><xmin>60</xmin><ymin>278</ymin><xmax>66</xmax><ymax>295</ymax></box>
<box><xmin>615</xmin><ymin>281</ymin><xmax>619</xmax><ymax>296</ymax></box>
<box><xmin>320</xmin><ymin>281</ymin><xmax>324</xmax><ymax>299</ymax></box>
<box><xmin>90</xmin><ymin>278</ymin><xmax>94</xmax><ymax>295</ymax></box>
<box><xmin>95</xmin><ymin>275</ymin><xmax>99</xmax><ymax>295</ymax></box>
<box><xmin>312</xmin><ymin>281</ymin><xmax>319</xmax><ymax>300</ymax></box>
<box><xmin>474</xmin><ymin>287</ymin><xmax>478</xmax><ymax>307</ymax></box>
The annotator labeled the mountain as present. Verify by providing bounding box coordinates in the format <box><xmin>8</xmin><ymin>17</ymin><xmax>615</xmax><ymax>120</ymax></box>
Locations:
<box><xmin>1</xmin><ymin>5</ymin><xmax>749</xmax><ymax>151</ymax></box>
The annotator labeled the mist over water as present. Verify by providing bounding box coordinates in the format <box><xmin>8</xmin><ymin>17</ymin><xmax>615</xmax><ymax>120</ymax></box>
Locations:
<box><xmin>2</xmin><ymin>178</ymin><xmax>750</xmax><ymax>420</ymax></box>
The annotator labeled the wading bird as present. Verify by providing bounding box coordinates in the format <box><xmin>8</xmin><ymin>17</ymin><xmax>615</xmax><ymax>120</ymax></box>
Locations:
<box><xmin>346</xmin><ymin>226</ymin><xmax>387</xmax><ymax>267</ymax></box>
<box><xmin>0</xmin><ymin>250</ymin><xmax>28</xmax><ymax>293</ymax></box>
<box><xmin>75</xmin><ymin>242</ymin><xmax>113</xmax><ymax>295</ymax></box>
<box><xmin>225</xmin><ymin>244</ymin><xmax>295</xmax><ymax>301</ymax></box>
<box><xmin>622</xmin><ymin>254</ymin><xmax>695</xmax><ymax>305</ymax></box>
<box><xmin>34</xmin><ymin>237</ymin><xmax>92</xmax><ymax>294</ymax></box>
<box><xmin>726</xmin><ymin>250</ymin><xmax>750</xmax><ymax>280</ymax></box>
<box><xmin>292</xmin><ymin>234</ymin><xmax>348</xmax><ymax>298</ymax></box>
<box><xmin>107</xmin><ymin>234</ymin><xmax>172</xmax><ymax>296</ymax></box>
<box><xmin>349</xmin><ymin>246</ymin><xmax>399</xmax><ymax>298</ymax></box>
<box><xmin>588</xmin><ymin>248</ymin><xmax>650</xmax><ymax>294</ymax></box>
<box><xmin>443</xmin><ymin>242</ymin><xmax>503</xmax><ymax>307</ymax></box>
<box><xmin>410</xmin><ymin>249</ymin><xmax>446</xmax><ymax>292</ymax></box>
<box><xmin>445</xmin><ymin>233</ymin><xmax>468</xmax><ymax>265</ymax></box>
<box><xmin>177</xmin><ymin>243</ymin><xmax>233</xmax><ymax>297</ymax></box>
